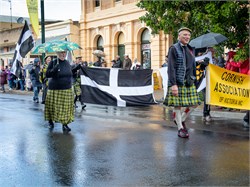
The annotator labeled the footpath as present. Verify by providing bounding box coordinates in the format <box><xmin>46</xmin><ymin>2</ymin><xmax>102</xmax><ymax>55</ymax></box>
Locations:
<box><xmin>1</xmin><ymin>87</ymin><xmax>246</xmax><ymax>120</ymax></box>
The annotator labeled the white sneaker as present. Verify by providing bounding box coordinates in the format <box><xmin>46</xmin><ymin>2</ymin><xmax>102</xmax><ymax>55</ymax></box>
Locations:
<box><xmin>203</xmin><ymin>115</ymin><xmax>212</xmax><ymax>122</ymax></box>
<box><xmin>206</xmin><ymin>115</ymin><xmax>212</xmax><ymax>122</ymax></box>
<box><xmin>9</xmin><ymin>88</ymin><xmax>12</xmax><ymax>90</ymax></box>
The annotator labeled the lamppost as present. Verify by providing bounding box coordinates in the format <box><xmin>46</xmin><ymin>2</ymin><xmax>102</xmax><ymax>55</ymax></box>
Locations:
<box><xmin>40</xmin><ymin>0</ymin><xmax>45</xmax><ymax>62</ymax></box>
<box><xmin>3</xmin><ymin>0</ymin><xmax>12</xmax><ymax>29</ymax></box>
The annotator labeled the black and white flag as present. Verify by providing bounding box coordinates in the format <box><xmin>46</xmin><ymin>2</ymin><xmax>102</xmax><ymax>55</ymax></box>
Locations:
<box><xmin>80</xmin><ymin>67</ymin><xmax>157</xmax><ymax>107</ymax></box>
<box><xmin>11</xmin><ymin>20</ymin><xmax>34</xmax><ymax>77</ymax></box>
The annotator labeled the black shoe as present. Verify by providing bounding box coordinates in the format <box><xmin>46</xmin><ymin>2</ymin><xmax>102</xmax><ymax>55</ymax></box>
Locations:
<box><xmin>48</xmin><ymin>120</ymin><xmax>54</xmax><ymax>129</ymax></box>
<box><xmin>48</xmin><ymin>122</ymin><xmax>54</xmax><ymax>129</ymax></box>
<box><xmin>41</xmin><ymin>101</ymin><xmax>45</xmax><ymax>104</ymax></box>
<box><xmin>82</xmin><ymin>104</ymin><xmax>86</xmax><ymax>110</ymax></box>
<box><xmin>178</xmin><ymin>128</ymin><xmax>189</xmax><ymax>138</ymax></box>
<box><xmin>62</xmin><ymin>125</ymin><xmax>71</xmax><ymax>132</ymax></box>
<box><xmin>243</xmin><ymin>120</ymin><xmax>249</xmax><ymax>128</ymax></box>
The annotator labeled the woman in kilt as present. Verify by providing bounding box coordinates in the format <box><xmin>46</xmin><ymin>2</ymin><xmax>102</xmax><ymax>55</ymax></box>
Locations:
<box><xmin>164</xmin><ymin>27</ymin><xmax>201</xmax><ymax>138</ymax></box>
<box><xmin>45</xmin><ymin>50</ymin><xmax>81</xmax><ymax>132</ymax></box>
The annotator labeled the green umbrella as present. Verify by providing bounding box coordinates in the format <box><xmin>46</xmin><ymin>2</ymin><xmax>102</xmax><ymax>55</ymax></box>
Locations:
<box><xmin>32</xmin><ymin>40</ymin><xmax>82</xmax><ymax>54</ymax></box>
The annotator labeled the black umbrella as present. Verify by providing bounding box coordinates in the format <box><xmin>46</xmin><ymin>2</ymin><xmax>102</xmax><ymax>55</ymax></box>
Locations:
<box><xmin>189</xmin><ymin>32</ymin><xmax>228</xmax><ymax>49</ymax></box>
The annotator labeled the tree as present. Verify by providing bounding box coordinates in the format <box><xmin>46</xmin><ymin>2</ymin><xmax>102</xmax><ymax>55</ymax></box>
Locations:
<box><xmin>137</xmin><ymin>1</ymin><xmax>249</xmax><ymax>60</ymax></box>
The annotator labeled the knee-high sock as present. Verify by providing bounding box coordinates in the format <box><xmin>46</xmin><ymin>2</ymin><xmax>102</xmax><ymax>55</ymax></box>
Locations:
<box><xmin>181</xmin><ymin>107</ymin><xmax>195</xmax><ymax>122</ymax></box>
<box><xmin>173</xmin><ymin>109</ymin><xmax>183</xmax><ymax>130</ymax></box>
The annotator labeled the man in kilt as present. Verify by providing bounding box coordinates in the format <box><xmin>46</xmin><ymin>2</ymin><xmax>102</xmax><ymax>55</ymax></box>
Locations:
<box><xmin>72</xmin><ymin>56</ymin><xmax>86</xmax><ymax>110</ymax></box>
<box><xmin>164</xmin><ymin>27</ymin><xmax>201</xmax><ymax>138</ymax></box>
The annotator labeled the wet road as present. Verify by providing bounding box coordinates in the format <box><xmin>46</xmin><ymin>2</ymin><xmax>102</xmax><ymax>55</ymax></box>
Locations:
<box><xmin>0</xmin><ymin>94</ymin><xmax>249</xmax><ymax>186</ymax></box>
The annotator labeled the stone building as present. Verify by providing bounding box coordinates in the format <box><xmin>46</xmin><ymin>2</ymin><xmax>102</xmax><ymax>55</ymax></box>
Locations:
<box><xmin>79</xmin><ymin>0</ymin><xmax>173</xmax><ymax>69</ymax></box>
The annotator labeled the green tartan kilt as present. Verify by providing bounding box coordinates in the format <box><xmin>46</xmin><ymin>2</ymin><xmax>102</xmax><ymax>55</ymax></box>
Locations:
<box><xmin>164</xmin><ymin>84</ymin><xmax>201</xmax><ymax>107</ymax></box>
<box><xmin>73</xmin><ymin>78</ymin><xmax>81</xmax><ymax>96</ymax></box>
<box><xmin>45</xmin><ymin>88</ymin><xmax>75</xmax><ymax>125</ymax></box>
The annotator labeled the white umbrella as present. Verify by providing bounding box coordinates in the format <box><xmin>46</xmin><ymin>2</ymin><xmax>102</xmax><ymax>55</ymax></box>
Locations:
<box><xmin>92</xmin><ymin>50</ymin><xmax>105</xmax><ymax>57</ymax></box>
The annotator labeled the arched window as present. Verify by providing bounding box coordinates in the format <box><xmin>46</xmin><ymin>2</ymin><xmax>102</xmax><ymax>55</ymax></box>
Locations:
<box><xmin>141</xmin><ymin>28</ymin><xmax>151</xmax><ymax>69</ymax></box>
<box><xmin>118</xmin><ymin>32</ymin><xmax>125</xmax><ymax>62</ymax></box>
<box><xmin>97</xmin><ymin>36</ymin><xmax>104</xmax><ymax>51</ymax></box>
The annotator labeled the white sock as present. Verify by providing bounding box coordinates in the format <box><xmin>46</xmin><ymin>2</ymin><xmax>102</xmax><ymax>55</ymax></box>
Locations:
<box><xmin>173</xmin><ymin>109</ymin><xmax>183</xmax><ymax>130</ymax></box>
<box><xmin>181</xmin><ymin>107</ymin><xmax>195</xmax><ymax>122</ymax></box>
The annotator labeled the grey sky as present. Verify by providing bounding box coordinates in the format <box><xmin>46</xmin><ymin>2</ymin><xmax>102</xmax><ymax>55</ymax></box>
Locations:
<box><xmin>0</xmin><ymin>0</ymin><xmax>81</xmax><ymax>21</ymax></box>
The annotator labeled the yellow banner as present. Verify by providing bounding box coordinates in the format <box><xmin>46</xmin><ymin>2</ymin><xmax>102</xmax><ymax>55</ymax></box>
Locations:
<box><xmin>153</xmin><ymin>72</ymin><xmax>160</xmax><ymax>90</ymax></box>
<box><xmin>206</xmin><ymin>64</ymin><xmax>250</xmax><ymax>110</ymax></box>
<box><xmin>26</xmin><ymin>0</ymin><xmax>39</xmax><ymax>36</ymax></box>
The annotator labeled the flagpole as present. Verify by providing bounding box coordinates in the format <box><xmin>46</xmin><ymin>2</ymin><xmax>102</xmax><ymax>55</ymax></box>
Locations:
<box><xmin>41</xmin><ymin>0</ymin><xmax>45</xmax><ymax>64</ymax></box>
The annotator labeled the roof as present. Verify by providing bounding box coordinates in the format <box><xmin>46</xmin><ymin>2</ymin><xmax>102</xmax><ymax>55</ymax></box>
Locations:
<box><xmin>0</xmin><ymin>15</ymin><xmax>62</xmax><ymax>32</ymax></box>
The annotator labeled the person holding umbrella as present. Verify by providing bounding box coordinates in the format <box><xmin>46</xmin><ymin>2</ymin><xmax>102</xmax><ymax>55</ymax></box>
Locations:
<box><xmin>164</xmin><ymin>27</ymin><xmax>201</xmax><ymax>138</ymax></box>
<box><xmin>45</xmin><ymin>50</ymin><xmax>81</xmax><ymax>132</ymax></box>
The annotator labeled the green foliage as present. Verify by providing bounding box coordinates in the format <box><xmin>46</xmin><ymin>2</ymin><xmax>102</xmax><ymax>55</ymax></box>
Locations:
<box><xmin>137</xmin><ymin>1</ymin><xmax>249</xmax><ymax>59</ymax></box>
<box><xmin>234</xmin><ymin>44</ymin><xmax>249</xmax><ymax>62</ymax></box>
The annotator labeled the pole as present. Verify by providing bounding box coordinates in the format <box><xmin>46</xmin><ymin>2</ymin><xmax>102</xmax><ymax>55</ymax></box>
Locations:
<box><xmin>9</xmin><ymin>0</ymin><xmax>12</xmax><ymax>29</ymax></box>
<box><xmin>41</xmin><ymin>0</ymin><xmax>45</xmax><ymax>64</ymax></box>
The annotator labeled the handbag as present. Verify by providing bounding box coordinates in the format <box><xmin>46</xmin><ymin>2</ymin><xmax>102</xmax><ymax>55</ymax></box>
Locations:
<box><xmin>185</xmin><ymin>75</ymin><xmax>196</xmax><ymax>87</ymax></box>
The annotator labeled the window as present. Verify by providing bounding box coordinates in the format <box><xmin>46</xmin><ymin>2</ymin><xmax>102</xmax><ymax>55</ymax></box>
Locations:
<box><xmin>95</xmin><ymin>0</ymin><xmax>100</xmax><ymax>7</ymax></box>
<box><xmin>141</xmin><ymin>28</ymin><xmax>151</xmax><ymax>69</ymax></box>
<box><xmin>97</xmin><ymin>36</ymin><xmax>104</xmax><ymax>51</ymax></box>
<box><xmin>118</xmin><ymin>32</ymin><xmax>125</xmax><ymax>62</ymax></box>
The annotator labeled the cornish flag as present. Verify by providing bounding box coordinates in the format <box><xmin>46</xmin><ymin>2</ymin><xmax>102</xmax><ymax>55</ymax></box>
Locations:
<box><xmin>11</xmin><ymin>20</ymin><xmax>34</xmax><ymax>77</ymax></box>
<box><xmin>80</xmin><ymin>67</ymin><xmax>157</xmax><ymax>107</ymax></box>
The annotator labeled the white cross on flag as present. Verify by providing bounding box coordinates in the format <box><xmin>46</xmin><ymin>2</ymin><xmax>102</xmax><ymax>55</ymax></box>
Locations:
<box><xmin>80</xmin><ymin>67</ymin><xmax>157</xmax><ymax>107</ymax></box>
<box><xmin>11</xmin><ymin>20</ymin><xmax>34</xmax><ymax>77</ymax></box>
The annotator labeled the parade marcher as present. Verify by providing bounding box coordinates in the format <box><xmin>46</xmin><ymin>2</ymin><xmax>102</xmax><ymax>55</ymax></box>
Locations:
<box><xmin>81</xmin><ymin>61</ymin><xmax>88</xmax><ymax>67</ymax></box>
<box><xmin>195</xmin><ymin>50</ymin><xmax>211</xmax><ymax>122</ymax></box>
<box><xmin>115</xmin><ymin>55</ymin><xmax>122</xmax><ymax>68</ymax></box>
<box><xmin>0</xmin><ymin>66</ymin><xmax>7</xmax><ymax>93</ymax></box>
<box><xmin>217</xmin><ymin>54</ymin><xmax>226</xmax><ymax>68</ymax></box>
<box><xmin>229</xmin><ymin>51</ymin><xmax>249</xmax><ymax>128</ymax></box>
<box><xmin>93</xmin><ymin>57</ymin><xmax>102</xmax><ymax>67</ymax></box>
<box><xmin>162</xmin><ymin>55</ymin><xmax>168</xmax><ymax>67</ymax></box>
<box><xmin>18</xmin><ymin>67</ymin><xmax>26</xmax><ymax>91</ymax></box>
<box><xmin>101</xmin><ymin>57</ymin><xmax>106</xmax><ymax>67</ymax></box>
<box><xmin>111</xmin><ymin>59</ymin><xmax>119</xmax><ymax>68</ymax></box>
<box><xmin>225</xmin><ymin>51</ymin><xmax>239</xmax><ymax>72</ymax></box>
<box><xmin>229</xmin><ymin>57</ymin><xmax>249</xmax><ymax>75</ymax></box>
<box><xmin>45</xmin><ymin>50</ymin><xmax>80</xmax><ymax>132</ymax></box>
<box><xmin>6</xmin><ymin>65</ymin><xmax>14</xmax><ymax>90</ymax></box>
<box><xmin>40</xmin><ymin>56</ymin><xmax>52</xmax><ymax>104</ymax></box>
<box><xmin>164</xmin><ymin>27</ymin><xmax>201</xmax><ymax>138</ymax></box>
<box><xmin>29</xmin><ymin>58</ymin><xmax>42</xmax><ymax>103</ymax></box>
<box><xmin>131</xmin><ymin>58</ymin><xmax>142</xmax><ymax>70</ymax></box>
<box><xmin>123</xmin><ymin>54</ymin><xmax>132</xmax><ymax>70</ymax></box>
<box><xmin>72</xmin><ymin>56</ymin><xmax>86</xmax><ymax>110</ymax></box>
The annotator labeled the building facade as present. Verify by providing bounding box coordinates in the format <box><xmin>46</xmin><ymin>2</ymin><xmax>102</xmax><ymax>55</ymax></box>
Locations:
<box><xmin>0</xmin><ymin>16</ymin><xmax>80</xmax><ymax>67</ymax></box>
<box><xmin>79</xmin><ymin>0</ymin><xmax>173</xmax><ymax>69</ymax></box>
